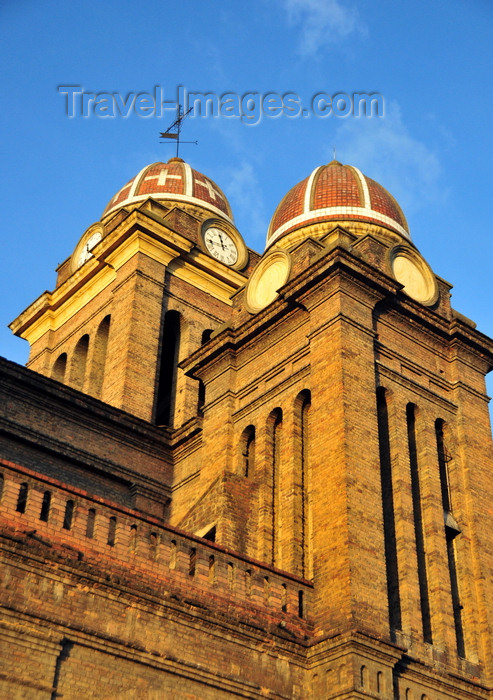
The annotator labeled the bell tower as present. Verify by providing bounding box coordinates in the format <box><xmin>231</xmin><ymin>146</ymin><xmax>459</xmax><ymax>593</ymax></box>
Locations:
<box><xmin>4</xmin><ymin>157</ymin><xmax>493</xmax><ymax>699</ymax></box>
<box><xmin>10</xmin><ymin>158</ymin><xmax>255</xmax><ymax>426</ymax></box>
<box><xmin>179</xmin><ymin>160</ymin><xmax>493</xmax><ymax>698</ymax></box>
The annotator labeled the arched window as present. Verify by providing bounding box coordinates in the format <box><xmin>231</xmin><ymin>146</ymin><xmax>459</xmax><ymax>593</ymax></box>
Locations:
<box><xmin>129</xmin><ymin>523</ymin><xmax>138</xmax><ymax>552</ymax></box>
<box><xmin>240</xmin><ymin>425</ymin><xmax>256</xmax><ymax>477</ymax></box>
<box><xmin>377</xmin><ymin>671</ymin><xmax>384</xmax><ymax>694</ymax></box>
<box><xmin>90</xmin><ymin>315</ymin><xmax>110</xmax><ymax>398</ymax></box>
<box><xmin>268</xmin><ymin>408</ymin><xmax>283</xmax><ymax>566</ymax></box>
<box><xmin>155</xmin><ymin>310</ymin><xmax>181</xmax><ymax>425</ymax></box>
<box><xmin>360</xmin><ymin>665</ymin><xmax>369</xmax><ymax>689</ymax></box>
<box><xmin>294</xmin><ymin>390</ymin><xmax>311</xmax><ymax>578</ymax></box>
<box><xmin>52</xmin><ymin>353</ymin><xmax>67</xmax><ymax>383</ymax></box>
<box><xmin>70</xmin><ymin>334</ymin><xmax>89</xmax><ymax>390</ymax></box>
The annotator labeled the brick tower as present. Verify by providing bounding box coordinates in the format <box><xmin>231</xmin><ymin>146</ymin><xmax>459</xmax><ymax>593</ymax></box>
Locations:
<box><xmin>2</xmin><ymin>158</ymin><xmax>492</xmax><ymax>699</ymax></box>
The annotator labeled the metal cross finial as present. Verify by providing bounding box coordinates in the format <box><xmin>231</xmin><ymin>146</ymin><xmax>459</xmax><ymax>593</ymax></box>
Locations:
<box><xmin>159</xmin><ymin>104</ymin><xmax>197</xmax><ymax>158</ymax></box>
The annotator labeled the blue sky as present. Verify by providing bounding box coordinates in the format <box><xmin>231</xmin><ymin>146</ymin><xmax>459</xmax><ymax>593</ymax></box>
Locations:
<box><xmin>1</xmin><ymin>0</ymin><xmax>493</xmax><ymax>399</ymax></box>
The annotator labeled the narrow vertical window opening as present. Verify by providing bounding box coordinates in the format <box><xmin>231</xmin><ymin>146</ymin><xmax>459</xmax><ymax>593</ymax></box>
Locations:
<box><xmin>270</xmin><ymin>408</ymin><xmax>283</xmax><ymax>566</ymax></box>
<box><xmin>86</xmin><ymin>508</ymin><xmax>96</xmax><ymax>538</ymax></box>
<box><xmin>377</xmin><ymin>671</ymin><xmax>383</xmax><ymax>694</ymax></box>
<box><xmin>197</xmin><ymin>329</ymin><xmax>213</xmax><ymax>416</ymax></box>
<box><xmin>228</xmin><ymin>562</ymin><xmax>235</xmax><ymax>590</ymax></box>
<box><xmin>296</xmin><ymin>390</ymin><xmax>312</xmax><ymax>579</ymax></box>
<box><xmin>149</xmin><ymin>532</ymin><xmax>158</xmax><ymax>560</ymax></box>
<box><xmin>107</xmin><ymin>516</ymin><xmax>117</xmax><ymax>546</ymax></box>
<box><xmin>39</xmin><ymin>491</ymin><xmax>51</xmax><ymax>522</ymax></box>
<box><xmin>263</xmin><ymin>576</ymin><xmax>270</xmax><ymax>604</ymax></box>
<box><xmin>245</xmin><ymin>569</ymin><xmax>252</xmax><ymax>596</ymax></box>
<box><xmin>407</xmin><ymin>404</ymin><xmax>432</xmax><ymax>643</ymax></box>
<box><xmin>436</xmin><ymin>419</ymin><xmax>465</xmax><ymax>657</ymax></box>
<box><xmin>155</xmin><ymin>310</ymin><xmax>181</xmax><ymax>426</ymax></box>
<box><xmin>169</xmin><ymin>539</ymin><xmax>177</xmax><ymax>569</ymax></box>
<box><xmin>298</xmin><ymin>589</ymin><xmax>304</xmax><ymax>618</ymax></box>
<box><xmin>129</xmin><ymin>523</ymin><xmax>138</xmax><ymax>551</ymax></box>
<box><xmin>16</xmin><ymin>482</ymin><xmax>29</xmax><ymax>514</ymax></box>
<box><xmin>197</xmin><ymin>380</ymin><xmax>206</xmax><ymax>416</ymax></box>
<box><xmin>63</xmin><ymin>500</ymin><xmax>74</xmax><ymax>530</ymax></box>
<box><xmin>189</xmin><ymin>548</ymin><xmax>196</xmax><ymax>576</ymax></box>
<box><xmin>241</xmin><ymin>425</ymin><xmax>256</xmax><ymax>477</ymax></box>
<box><xmin>281</xmin><ymin>583</ymin><xmax>287</xmax><ymax>613</ymax></box>
<box><xmin>377</xmin><ymin>387</ymin><xmax>402</xmax><ymax>633</ymax></box>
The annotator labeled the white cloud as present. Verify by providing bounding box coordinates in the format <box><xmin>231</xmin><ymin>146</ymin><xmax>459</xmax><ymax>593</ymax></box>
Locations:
<box><xmin>283</xmin><ymin>0</ymin><xmax>361</xmax><ymax>56</ymax></box>
<box><xmin>334</xmin><ymin>102</ymin><xmax>445</xmax><ymax>218</ymax></box>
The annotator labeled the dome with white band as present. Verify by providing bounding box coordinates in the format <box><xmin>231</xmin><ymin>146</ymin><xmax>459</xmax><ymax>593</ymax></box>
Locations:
<box><xmin>102</xmin><ymin>158</ymin><xmax>233</xmax><ymax>222</ymax></box>
<box><xmin>266</xmin><ymin>160</ymin><xmax>409</xmax><ymax>249</ymax></box>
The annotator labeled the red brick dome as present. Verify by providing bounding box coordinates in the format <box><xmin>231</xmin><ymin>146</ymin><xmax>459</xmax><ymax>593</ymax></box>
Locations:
<box><xmin>102</xmin><ymin>158</ymin><xmax>233</xmax><ymax>222</ymax></box>
<box><xmin>266</xmin><ymin>160</ymin><xmax>409</xmax><ymax>248</ymax></box>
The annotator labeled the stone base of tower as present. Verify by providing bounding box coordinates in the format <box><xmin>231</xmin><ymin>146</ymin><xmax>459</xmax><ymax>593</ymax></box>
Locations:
<box><xmin>1</xmin><ymin>483</ymin><xmax>491</xmax><ymax>700</ymax></box>
<box><xmin>308</xmin><ymin>633</ymin><xmax>490</xmax><ymax>700</ymax></box>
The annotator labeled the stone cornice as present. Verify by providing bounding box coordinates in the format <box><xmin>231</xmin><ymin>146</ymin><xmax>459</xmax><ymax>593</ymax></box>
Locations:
<box><xmin>182</xmin><ymin>244</ymin><xmax>493</xmax><ymax>380</ymax></box>
<box><xmin>10</xmin><ymin>205</ymin><xmax>249</xmax><ymax>344</ymax></box>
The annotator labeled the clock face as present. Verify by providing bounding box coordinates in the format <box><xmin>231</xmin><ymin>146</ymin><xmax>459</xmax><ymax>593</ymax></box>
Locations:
<box><xmin>203</xmin><ymin>227</ymin><xmax>238</xmax><ymax>266</ymax></box>
<box><xmin>77</xmin><ymin>231</ymin><xmax>102</xmax><ymax>268</ymax></box>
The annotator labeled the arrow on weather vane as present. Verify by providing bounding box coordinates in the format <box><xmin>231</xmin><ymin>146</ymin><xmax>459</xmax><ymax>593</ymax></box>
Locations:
<box><xmin>159</xmin><ymin>104</ymin><xmax>198</xmax><ymax>158</ymax></box>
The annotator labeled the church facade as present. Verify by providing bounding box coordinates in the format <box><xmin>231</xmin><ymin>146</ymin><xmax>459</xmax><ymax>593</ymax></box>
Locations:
<box><xmin>1</xmin><ymin>157</ymin><xmax>492</xmax><ymax>699</ymax></box>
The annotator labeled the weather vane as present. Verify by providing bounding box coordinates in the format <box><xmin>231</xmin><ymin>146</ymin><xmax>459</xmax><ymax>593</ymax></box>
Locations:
<box><xmin>159</xmin><ymin>104</ymin><xmax>197</xmax><ymax>158</ymax></box>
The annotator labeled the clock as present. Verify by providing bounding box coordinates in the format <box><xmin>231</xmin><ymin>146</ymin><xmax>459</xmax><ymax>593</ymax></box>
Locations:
<box><xmin>71</xmin><ymin>225</ymin><xmax>104</xmax><ymax>273</ymax></box>
<box><xmin>203</xmin><ymin>226</ymin><xmax>239</xmax><ymax>266</ymax></box>
<box><xmin>77</xmin><ymin>231</ymin><xmax>102</xmax><ymax>268</ymax></box>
